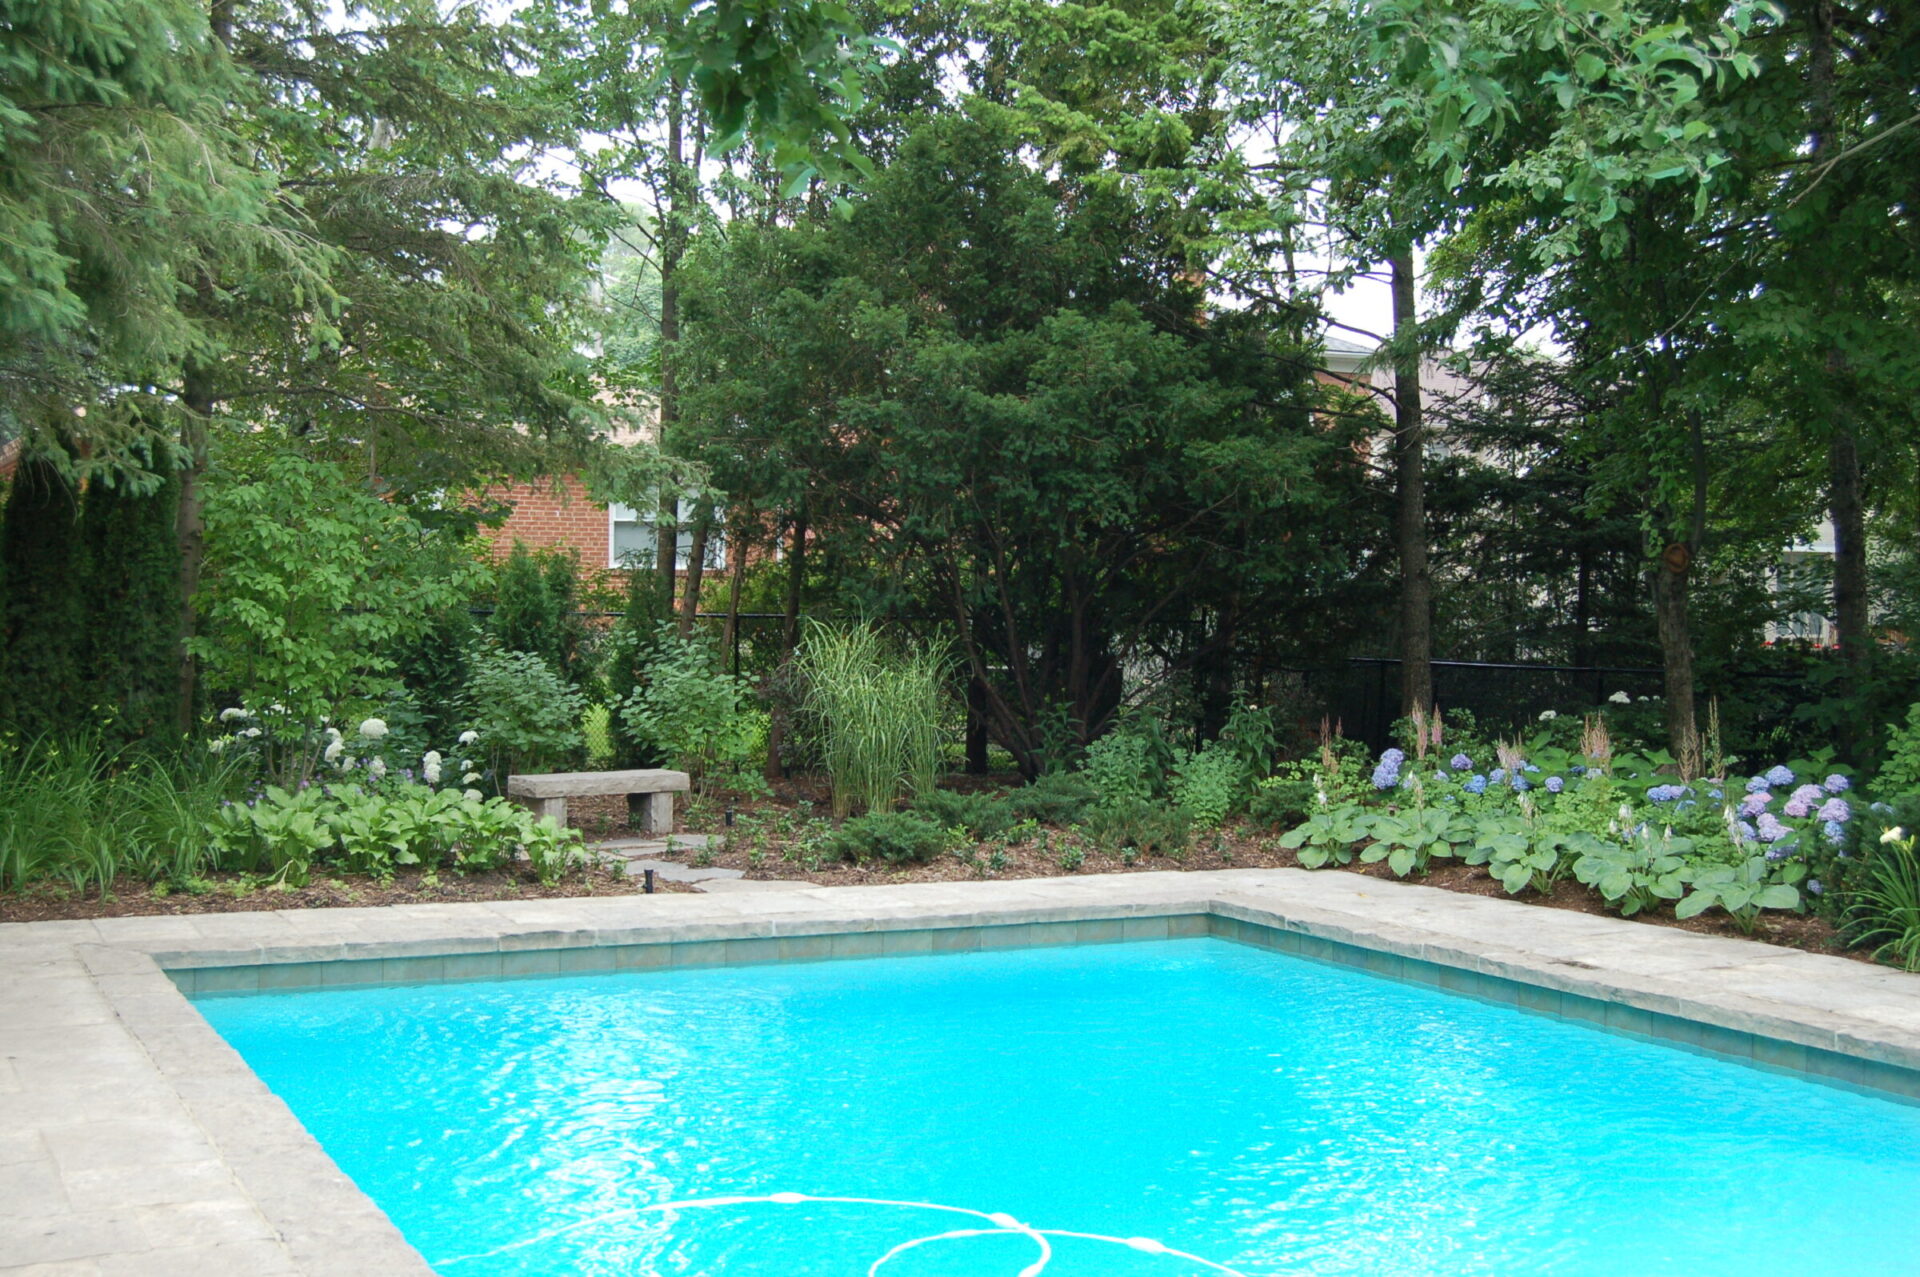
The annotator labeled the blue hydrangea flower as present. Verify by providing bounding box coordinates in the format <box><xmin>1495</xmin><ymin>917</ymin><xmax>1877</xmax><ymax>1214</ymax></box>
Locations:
<box><xmin>1371</xmin><ymin>748</ymin><xmax>1405</xmax><ymax>790</ymax></box>
<box><xmin>1744</xmin><ymin>775</ymin><xmax>1772</xmax><ymax>794</ymax></box>
<box><xmin>1570</xmin><ymin>764</ymin><xmax>1587</xmax><ymax>776</ymax></box>
<box><xmin>1512</xmin><ymin>776</ymin><xmax>1531</xmax><ymax>792</ymax></box>
<box><xmin>1764</xmin><ymin>764</ymin><xmax>1796</xmax><ymax>787</ymax></box>
<box><xmin>1647</xmin><ymin>785</ymin><xmax>1678</xmax><ymax>803</ymax></box>
<box><xmin>1490</xmin><ymin>768</ymin><xmax>1506</xmax><ymax>783</ymax></box>
<box><xmin>1736</xmin><ymin>820</ymin><xmax>1757</xmax><ymax>842</ymax></box>
<box><xmin>1823</xmin><ymin>774</ymin><xmax>1851</xmax><ymax>795</ymax></box>
<box><xmin>1756</xmin><ymin>813</ymin><xmax>1789</xmax><ymax>843</ymax></box>
<box><xmin>1450</xmin><ymin>753</ymin><xmax>1473</xmax><ymax>771</ymax></box>
<box><xmin>1817</xmin><ymin>797</ymin><xmax>1850</xmax><ymax>824</ymax></box>
<box><xmin>1464</xmin><ymin>774</ymin><xmax>1488</xmax><ymax>795</ymax></box>
<box><xmin>1545</xmin><ymin>776</ymin><xmax>1565</xmax><ymax>794</ymax></box>
<box><xmin>1523</xmin><ymin>763</ymin><xmax>1541</xmax><ymax>773</ymax></box>
<box><xmin>1708</xmin><ymin>788</ymin><xmax>1724</xmax><ymax>800</ymax></box>
<box><xmin>1808</xmin><ymin>878</ymin><xmax>1824</xmax><ymax>896</ymax></box>
<box><xmin>1823</xmin><ymin>820</ymin><xmax>1846</xmax><ymax>844</ymax></box>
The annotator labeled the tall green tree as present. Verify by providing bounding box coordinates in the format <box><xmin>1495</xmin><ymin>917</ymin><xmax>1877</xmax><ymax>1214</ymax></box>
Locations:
<box><xmin>0</xmin><ymin>451</ymin><xmax>87</xmax><ymax>739</ymax></box>
<box><xmin>81</xmin><ymin>460</ymin><xmax>185</xmax><ymax>747</ymax></box>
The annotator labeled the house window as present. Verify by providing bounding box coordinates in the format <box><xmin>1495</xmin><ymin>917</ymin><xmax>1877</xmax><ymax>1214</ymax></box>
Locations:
<box><xmin>608</xmin><ymin>500</ymin><xmax>725</xmax><ymax>571</ymax></box>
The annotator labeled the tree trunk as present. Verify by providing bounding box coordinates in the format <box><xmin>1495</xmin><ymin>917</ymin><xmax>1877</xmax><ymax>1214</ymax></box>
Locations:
<box><xmin>1654</xmin><ymin>408</ymin><xmax>1711</xmax><ymax>771</ymax></box>
<box><xmin>763</xmin><ymin>511</ymin><xmax>807</xmax><ymax>782</ymax></box>
<box><xmin>1390</xmin><ymin>250</ymin><xmax>1433</xmax><ymax>715</ymax></box>
<box><xmin>176</xmin><ymin>367</ymin><xmax>215</xmax><ymax>733</ymax></box>
<box><xmin>653</xmin><ymin>76</ymin><xmax>689</xmax><ymax>616</ymax></box>
<box><xmin>677</xmin><ymin>503</ymin><xmax>710</xmax><ymax>639</ymax></box>
<box><xmin>965</xmin><ymin>676</ymin><xmax>989</xmax><ymax>775</ymax></box>
<box><xmin>720</xmin><ymin>503</ymin><xmax>751</xmax><ymax>665</ymax></box>
<box><xmin>1806</xmin><ymin>0</ymin><xmax>1870</xmax><ymax>756</ymax></box>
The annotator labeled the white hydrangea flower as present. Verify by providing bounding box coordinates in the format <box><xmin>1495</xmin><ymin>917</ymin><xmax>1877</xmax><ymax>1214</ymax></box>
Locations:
<box><xmin>369</xmin><ymin>757</ymin><xmax>388</xmax><ymax>779</ymax></box>
<box><xmin>422</xmin><ymin>751</ymin><xmax>443</xmax><ymax>784</ymax></box>
<box><xmin>462</xmin><ymin>771</ymin><xmax>481</xmax><ymax>784</ymax></box>
<box><xmin>240</xmin><ymin>726</ymin><xmax>263</xmax><ymax>739</ymax></box>
<box><xmin>323</xmin><ymin>735</ymin><xmax>347</xmax><ymax>763</ymax></box>
<box><xmin>463</xmin><ymin>788</ymin><xmax>483</xmax><ymax>802</ymax></box>
<box><xmin>1608</xmin><ymin>691</ymin><xmax>1631</xmax><ymax>705</ymax></box>
<box><xmin>219</xmin><ymin>707</ymin><xmax>248</xmax><ymax>722</ymax></box>
<box><xmin>1538</xmin><ymin>709</ymin><xmax>1558</xmax><ymax>721</ymax></box>
<box><xmin>268</xmin><ymin>703</ymin><xmax>286</xmax><ymax>715</ymax></box>
<box><xmin>458</xmin><ymin>729</ymin><xmax>479</xmax><ymax>745</ymax></box>
<box><xmin>358</xmin><ymin>718</ymin><xmax>389</xmax><ymax>740</ymax></box>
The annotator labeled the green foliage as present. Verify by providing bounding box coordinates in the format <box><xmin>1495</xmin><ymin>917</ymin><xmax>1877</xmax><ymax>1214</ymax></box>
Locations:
<box><xmin>911</xmin><ymin>789</ymin><xmax>1017</xmax><ymax>841</ymax></box>
<box><xmin>826</xmin><ymin>810</ymin><xmax>952</xmax><ymax>865</ymax></box>
<box><xmin>193</xmin><ymin>453</ymin><xmax>486</xmax><ymax>723</ymax></box>
<box><xmin>1009</xmin><ymin>771</ymin><xmax>1099</xmax><ymax>826</ymax></box>
<box><xmin>0</xmin><ymin>736</ymin><xmax>242</xmax><ymax>894</ymax></box>
<box><xmin>490</xmin><ymin>543</ymin><xmax>590</xmax><ymax>689</ymax></box>
<box><xmin>1676</xmin><ymin>856</ymin><xmax>1803</xmax><ymax>935</ymax></box>
<box><xmin>618</xmin><ymin>623</ymin><xmax>756</xmax><ymax>784</ymax></box>
<box><xmin>1848</xmin><ymin>827</ymin><xmax>1920</xmax><ymax>971</ymax></box>
<box><xmin>461</xmin><ymin>645</ymin><xmax>587</xmax><ymax>778</ymax></box>
<box><xmin>1571</xmin><ymin>835</ymin><xmax>1694</xmax><ymax>917</ymax></box>
<box><xmin>1248</xmin><ymin>777</ymin><xmax>1314</xmax><ymax>829</ymax></box>
<box><xmin>0</xmin><ymin>454</ymin><xmax>87</xmax><ymax>739</ymax></box>
<box><xmin>1276</xmin><ymin>805</ymin><xmax>1376</xmax><ymax>868</ymax></box>
<box><xmin>1362</xmin><ymin>806</ymin><xmax>1473</xmax><ymax>878</ymax></box>
<box><xmin>1170</xmin><ymin>745</ymin><xmax>1246</xmax><ymax>829</ymax></box>
<box><xmin>797</xmin><ymin>621</ymin><xmax>949</xmax><ymax>817</ymax></box>
<box><xmin>1877</xmin><ymin>705</ymin><xmax>1920</xmax><ymax>798</ymax></box>
<box><xmin>1082</xmin><ymin>797</ymin><xmax>1191</xmax><ymax>858</ymax></box>
<box><xmin>81</xmin><ymin>462</ymin><xmax>184</xmax><ymax>747</ymax></box>
<box><xmin>209</xmin><ymin>782</ymin><xmax>582</xmax><ymax>886</ymax></box>
<box><xmin>1081</xmin><ymin>730</ymin><xmax>1158</xmax><ymax>805</ymax></box>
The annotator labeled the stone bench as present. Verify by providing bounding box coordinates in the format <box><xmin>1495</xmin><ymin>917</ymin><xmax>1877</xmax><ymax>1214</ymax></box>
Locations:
<box><xmin>506</xmin><ymin>768</ymin><xmax>690</xmax><ymax>834</ymax></box>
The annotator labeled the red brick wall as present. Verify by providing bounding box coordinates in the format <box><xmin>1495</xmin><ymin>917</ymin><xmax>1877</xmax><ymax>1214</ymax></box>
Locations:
<box><xmin>479</xmin><ymin>475</ymin><xmax>617</xmax><ymax>573</ymax></box>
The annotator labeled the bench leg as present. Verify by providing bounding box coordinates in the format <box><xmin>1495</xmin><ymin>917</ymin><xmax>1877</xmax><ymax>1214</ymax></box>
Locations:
<box><xmin>532</xmin><ymin>796</ymin><xmax>567</xmax><ymax>826</ymax></box>
<box><xmin>640</xmin><ymin>791</ymin><xmax>674</xmax><ymax>836</ymax></box>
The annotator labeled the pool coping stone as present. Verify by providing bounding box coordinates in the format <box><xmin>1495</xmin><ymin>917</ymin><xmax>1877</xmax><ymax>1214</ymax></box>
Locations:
<box><xmin>6</xmin><ymin>866</ymin><xmax>1920</xmax><ymax>1274</ymax></box>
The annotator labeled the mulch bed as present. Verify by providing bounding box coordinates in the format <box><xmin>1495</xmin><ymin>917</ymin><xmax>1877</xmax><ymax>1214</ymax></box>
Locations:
<box><xmin>0</xmin><ymin>775</ymin><xmax>1865</xmax><ymax>965</ymax></box>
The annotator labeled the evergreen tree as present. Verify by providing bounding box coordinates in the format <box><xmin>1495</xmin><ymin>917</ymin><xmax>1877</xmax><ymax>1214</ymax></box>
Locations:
<box><xmin>80</xmin><ymin>464</ymin><xmax>184</xmax><ymax>748</ymax></box>
<box><xmin>0</xmin><ymin>453</ymin><xmax>87</xmax><ymax>739</ymax></box>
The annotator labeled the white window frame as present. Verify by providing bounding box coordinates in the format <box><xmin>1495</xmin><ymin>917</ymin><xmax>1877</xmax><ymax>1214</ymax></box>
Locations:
<box><xmin>608</xmin><ymin>498</ymin><xmax>726</xmax><ymax>571</ymax></box>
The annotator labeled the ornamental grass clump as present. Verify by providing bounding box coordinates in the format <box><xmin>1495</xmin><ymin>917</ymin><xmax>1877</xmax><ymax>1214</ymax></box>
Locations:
<box><xmin>796</xmin><ymin>621</ymin><xmax>950</xmax><ymax>818</ymax></box>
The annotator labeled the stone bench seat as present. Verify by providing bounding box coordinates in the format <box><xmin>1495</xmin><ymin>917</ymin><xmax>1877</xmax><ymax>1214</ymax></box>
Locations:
<box><xmin>506</xmin><ymin>768</ymin><xmax>690</xmax><ymax>834</ymax></box>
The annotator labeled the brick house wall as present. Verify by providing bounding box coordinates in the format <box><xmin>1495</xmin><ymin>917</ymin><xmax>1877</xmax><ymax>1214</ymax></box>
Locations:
<box><xmin>479</xmin><ymin>475</ymin><xmax>618</xmax><ymax>574</ymax></box>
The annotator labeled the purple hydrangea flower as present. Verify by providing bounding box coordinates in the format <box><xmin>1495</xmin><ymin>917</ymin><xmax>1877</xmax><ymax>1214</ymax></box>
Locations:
<box><xmin>1647</xmin><ymin>785</ymin><xmax>1679</xmax><ymax>803</ymax></box>
<box><xmin>1512</xmin><ymin>776</ymin><xmax>1532</xmax><ymax>792</ymax></box>
<box><xmin>1817</xmin><ymin>797</ymin><xmax>1851</xmax><ymax>824</ymax></box>
<box><xmin>1545</xmin><ymin>776</ymin><xmax>1565</xmax><ymax>794</ymax></box>
<box><xmin>1808</xmin><ymin>878</ymin><xmax>1824</xmax><ymax>896</ymax></box>
<box><xmin>1823</xmin><ymin>820</ymin><xmax>1846</xmax><ymax>844</ymax></box>
<box><xmin>1464</xmin><ymin>774</ymin><xmax>1488</xmax><ymax>795</ymax></box>
<box><xmin>1740</xmin><ymin>792</ymin><xmax>1772</xmax><ymax>816</ymax></box>
<box><xmin>1783</xmin><ymin>796</ymin><xmax>1813</xmax><ymax>819</ymax></box>
<box><xmin>1490</xmin><ymin>768</ymin><xmax>1506</xmax><ymax>783</ymax></box>
<box><xmin>1372</xmin><ymin>748</ymin><xmax>1405</xmax><ymax>790</ymax></box>
<box><xmin>1744</xmin><ymin>775</ymin><xmax>1772</xmax><ymax>794</ymax></box>
<box><xmin>1450</xmin><ymin>753</ymin><xmax>1473</xmax><ymax>771</ymax></box>
<box><xmin>1765</xmin><ymin>764</ymin><xmax>1796</xmax><ymax>787</ymax></box>
<box><xmin>1756</xmin><ymin>813</ymin><xmax>1789</xmax><ymax>843</ymax></box>
<box><xmin>1737</xmin><ymin>820</ymin><xmax>1757</xmax><ymax>842</ymax></box>
<box><xmin>1823</xmin><ymin>774</ymin><xmax>1851</xmax><ymax>795</ymax></box>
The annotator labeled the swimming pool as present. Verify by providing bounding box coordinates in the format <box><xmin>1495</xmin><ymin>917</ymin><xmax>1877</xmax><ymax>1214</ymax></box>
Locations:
<box><xmin>196</xmin><ymin>937</ymin><xmax>1920</xmax><ymax>1275</ymax></box>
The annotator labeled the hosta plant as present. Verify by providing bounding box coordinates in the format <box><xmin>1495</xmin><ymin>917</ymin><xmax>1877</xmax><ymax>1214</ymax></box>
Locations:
<box><xmin>1571</xmin><ymin>836</ymin><xmax>1694</xmax><ymax>917</ymax></box>
<box><xmin>1677</xmin><ymin>855</ymin><xmax>1803</xmax><ymax>934</ymax></box>
<box><xmin>1362</xmin><ymin>806</ymin><xmax>1472</xmax><ymax>877</ymax></box>
<box><xmin>1277</xmin><ymin>806</ymin><xmax>1377</xmax><ymax>868</ymax></box>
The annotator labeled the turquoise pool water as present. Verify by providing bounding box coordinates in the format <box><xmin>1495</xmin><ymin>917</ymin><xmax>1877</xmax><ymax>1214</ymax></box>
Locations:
<box><xmin>196</xmin><ymin>938</ymin><xmax>1920</xmax><ymax>1276</ymax></box>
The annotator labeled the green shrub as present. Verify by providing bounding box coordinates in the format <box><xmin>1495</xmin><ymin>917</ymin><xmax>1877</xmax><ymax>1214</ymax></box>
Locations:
<box><xmin>827</xmin><ymin>810</ymin><xmax>952</xmax><ymax>864</ymax></box>
<box><xmin>461</xmin><ymin>644</ymin><xmax>586</xmax><ymax>778</ymax></box>
<box><xmin>619</xmin><ymin>623</ymin><xmax>756</xmax><ymax>786</ymax></box>
<box><xmin>490</xmin><ymin>542</ymin><xmax>591</xmax><ymax>688</ymax></box>
<box><xmin>1009</xmin><ymin>771</ymin><xmax>1098</xmax><ymax>825</ymax></box>
<box><xmin>1848</xmin><ymin>826</ymin><xmax>1920</xmax><ymax>970</ymax></box>
<box><xmin>1081</xmin><ymin>730</ymin><xmax>1156</xmax><ymax>804</ymax></box>
<box><xmin>0</xmin><ymin>736</ymin><xmax>243</xmax><ymax>894</ymax></box>
<box><xmin>1248</xmin><ymin>776</ymin><xmax>1313</xmax><ymax>828</ymax></box>
<box><xmin>798</xmin><ymin>621</ymin><xmax>949</xmax><ymax>816</ymax></box>
<box><xmin>1083</xmin><ymin>797</ymin><xmax>1190</xmax><ymax>858</ymax></box>
<box><xmin>80</xmin><ymin>460</ymin><xmax>183</xmax><ymax>747</ymax></box>
<box><xmin>912</xmin><ymin>788</ymin><xmax>1016</xmax><ymax>840</ymax></box>
<box><xmin>0</xmin><ymin>453</ymin><xmax>87</xmax><ymax>739</ymax></box>
<box><xmin>1171</xmin><ymin>744</ymin><xmax>1245</xmax><ymax>828</ymax></box>
<box><xmin>1878</xmin><ymin>704</ymin><xmax>1920</xmax><ymax>797</ymax></box>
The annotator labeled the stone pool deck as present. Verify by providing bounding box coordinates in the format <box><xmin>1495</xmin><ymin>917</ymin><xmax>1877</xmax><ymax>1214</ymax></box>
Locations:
<box><xmin>5</xmin><ymin>867</ymin><xmax>1920</xmax><ymax>1274</ymax></box>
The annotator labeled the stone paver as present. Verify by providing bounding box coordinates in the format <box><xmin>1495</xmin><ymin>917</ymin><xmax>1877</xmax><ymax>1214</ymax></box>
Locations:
<box><xmin>4</xmin><ymin>868</ymin><xmax>1920</xmax><ymax>1273</ymax></box>
<box><xmin>622</xmin><ymin>859</ymin><xmax>742</xmax><ymax>883</ymax></box>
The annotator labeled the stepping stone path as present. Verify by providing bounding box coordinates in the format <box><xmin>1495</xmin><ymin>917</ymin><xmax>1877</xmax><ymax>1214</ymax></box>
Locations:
<box><xmin>588</xmin><ymin>832</ymin><xmax>817</xmax><ymax>892</ymax></box>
